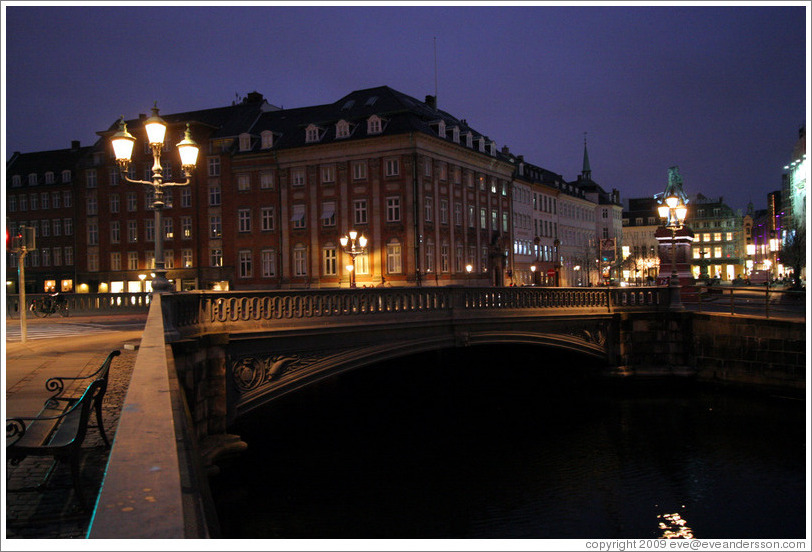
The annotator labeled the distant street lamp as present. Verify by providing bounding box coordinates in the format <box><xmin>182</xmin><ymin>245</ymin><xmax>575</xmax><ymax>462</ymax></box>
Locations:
<box><xmin>340</xmin><ymin>230</ymin><xmax>367</xmax><ymax>288</ymax></box>
<box><xmin>656</xmin><ymin>166</ymin><xmax>689</xmax><ymax>308</ymax></box>
<box><xmin>111</xmin><ymin>104</ymin><xmax>199</xmax><ymax>292</ymax></box>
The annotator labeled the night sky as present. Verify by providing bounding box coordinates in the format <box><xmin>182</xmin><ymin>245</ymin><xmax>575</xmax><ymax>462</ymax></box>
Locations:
<box><xmin>3</xmin><ymin>3</ymin><xmax>809</xmax><ymax>213</ymax></box>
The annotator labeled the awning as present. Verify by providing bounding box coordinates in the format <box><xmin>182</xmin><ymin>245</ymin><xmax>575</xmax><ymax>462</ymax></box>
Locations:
<box><xmin>290</xmin><ymin>204</ymin><xmax>305</xmax><ymax>222</ymax></box>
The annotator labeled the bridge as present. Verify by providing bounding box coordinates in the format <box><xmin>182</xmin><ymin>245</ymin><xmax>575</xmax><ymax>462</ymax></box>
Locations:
<box><xmin>26</xmin><ymin>285</ymin><xmax>797</xmax><ymax>538</ymax></box>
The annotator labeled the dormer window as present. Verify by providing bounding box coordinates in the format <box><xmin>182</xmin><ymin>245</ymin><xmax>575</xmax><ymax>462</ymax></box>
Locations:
<box><xmin>62</xmin><ymin>170</ymin><xmax>72</xmax><ymax>183</ymax></box>
<box><xmin>432</xmin><ymin>120</ymin><xmax>446</xmax><ymax>138</ymax></box>
<box><xmin>367</xmin><ymin>115</ymin><xmax>382</xmax><ymax>135</ymax></box>
<box><xmin>29</xmin><ymin>173</ymin><xmax>38</xmax><ymax>186</ymax></box>
<box><xmin>465</xmin><ymin>132</ymin><xmax>473</xmax><ymax>148</ymax></box>
<box><xmin>451</xmin><ymin>126</ymin><xmax>460</xmax><ymax>143</ymax></box>
<box><xmin>45</xmin><ymin>172</ymin><xmax>55</xmax><ymax>184</ymax></box>
<box><xmin>12</xmin><ymin>175</ymin><xmax>21</xmax><ymax>187</ymax></box>
<box><xmin>305</xmin><ymin>124</ymin><xmax>323</xmax><ymax>143</ymax></box>
<box><xmin>239</xmin><ymin>133</ymin><xmax>252</xmax><ymax>152</ymax></box>
<box><xmin>488</xmin><ymin>141</ymin><xmax>497</xmax><ymax>156</ymax></box>
<box><xmin>336</xmin><ymin>119</ymin><xmax>352</xmax><ymax>139</ymax></box>
<box><xmin>261</xmin><ymin>130</ymin><xmax>274</xmax><ymax>149</ymax></box>
<box><xmin>478</xmin><ymin>137</ymin><xmax>486</xmax><ymax>153</ymax></box>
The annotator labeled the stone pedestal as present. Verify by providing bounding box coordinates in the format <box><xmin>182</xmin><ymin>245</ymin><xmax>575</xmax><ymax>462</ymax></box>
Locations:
<box><xmin>656</xmin><ymin>227</ymin><xmax>696</xmax><ymax>301</ymax></box>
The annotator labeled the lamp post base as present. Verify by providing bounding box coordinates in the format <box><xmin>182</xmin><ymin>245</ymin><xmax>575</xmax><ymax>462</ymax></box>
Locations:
<box><xmin>669</xmin><ymin>271</ymin><xmax>684</xmax><ymax>310</ymax></box>
<box><xmin>151</xmin><ymin>270</ymin><xmax>174</xmax><ymax>292</ymax></box>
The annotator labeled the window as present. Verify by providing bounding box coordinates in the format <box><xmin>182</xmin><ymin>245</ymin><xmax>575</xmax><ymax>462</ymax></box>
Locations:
<box><xmin>127</xmin><ymin>192</ymin><xmax>137</xmax><ymax>211</ymax></box>
<box><xmin>305</xmin><ymin>124</ymin><xmax>322</xmax><ymax>143</ymax></box>
<box><xmin>323</xmin><ymin>246</ymin><xmax>337</xmax><ymax>276</ymax></box>
<box><xmin>261</xmin><ymin>207</ymin><xmax>275</xmax><ymax>231</ymax></box>
<box><xmin>8</xmin><ymin>196</ymin><xmax>17</xmax><ymax>212</ymax></box>
<box><xmin>110</xmin><ymin>221</ymin><xmax>120</xmax><ymax>243</ymax></box>
<box><xmin>367</xmin><ymin>115</ymin><xmax>382</xmax><ymax>135</ymax></box>
<box><xmin>164</xmin><ymin>218</ymin><xmax>174</xmax><ymax>239</ymax></box>
<box><xmin>386</xmin><ymin>196</ymin><xmax>401</xmax><ymax>222</ymax></box>
<box><xmin>440</xmin><ymin>199</ymin><xmax>449</xmax><ymax>224</ymax></box>
<box><xmin>352</xmin><ymin>162</ymin><xmax>367</xmax><ymax>180</ymax></box>
<box><xmin>425</xmin><ymin>239</ymin><xmax>435</xmax><ymax>272</ymax></box>
<box><xmin>454</xmin><ymin>202</ymin><xmax>462</xmax><ymax>226</ymax></box>
<box><xmin>209</xmin><ymin>185</ymin><xmax>221</xmax><ymax>206</ymax></box>
<box><xmin>145</xmin><ymin>219</ymin><xmax>155</xmax><ymax>242</ymax></box>
<box><xmin>238</xmin><ymin>209</ymin><xmax>252</xmax><ymax>232</ymax></box>
<box><xmin>321</xmin><ymin>202</ymin><xmax>335</xmax><ymax>227</ymax></box>
<box><xmin>127</xmin><ymin>252</ymin><xmax>138</xmax><ymax>270</ymax></box>
<box><xmin>336</xmin><ymin>120</ymin><xmax>351</xmax><ymax>139</ymax></box>
<box><xmin>354</xmin><ymin>199</ymin><xmax>368</xmax><ymax>225</ymax></box>
<box><xmin>424</xmin><ymin>196</ymin><xmax>433</xmax><ymax>222</ymax></box>
<box><xmin>52</xmin><ymin>191</ymin><xmax>61</xmax><ymax>208</ymax></box>
<box><xmin>455</xmin><ymin>244</ymin><xmax>464</xmax><ymax>273</ymax></box>
<box><xmin>441</xmin><ymin>243</ymin><xmax>450</xmax><ymax>272</ymax></box>
<box><xmin>210</xmin><ymin>249</ymin><xmax>223</xmax><ymax>267</ymax></box>
<box><xmin>109</xmin><ymin>168</ymin><xmax>120</xmax><ymax>186</ymax></box>
<box><xmin>387</xmin><ymin>241</ymin><xmax>402</xmax><ymax>273</ymax></box>
<box><xmin>208</xmin><ymin>157</ymin><xmax>220</xmax><ymax>177</ymax></box>
<box><xmin>291</xmin><ymin>168</ymin><xmax>305</xmax><ymax>187</ymax></box>
<box><xmin>53</xmin><ymin>248</ymin><xmax>62</xmax><ymax>266</ymax></box>
<box><xmin>260</xmin><ymin>171</ymin><xmax>274</xmax><ymax>189</ymax></box>
<box><xmin>40</xmin><ymin>192</ymin><xmax>49</xmax><ymax>210</ymax></box>
<box><xmin>468</xmin><ymin>205</ymin><xmax>475</xmax><ymax>228</ymax></box>
<box><xmin>12</xmin><ymin>175</ymin><xmax>21</xmax><ymax>187</ymax></box>
<box><xmin>128</xmin><ymin>220</ymin><xmax>138</xmax><ymax>242</ymax></box>
<box><xmin>237</xmin><ymin>174</ymin><xmax>250</xmax><ymax>191</ymax></box>
<box><xmin>714</xmin><ymin>246</ymin><xmax>722</xmax><ymax>258</ymax></box>
<box><xmin>182</xmin><ymin>249</ymin><xmax>193</xmax><ymax>268</ymax></box>
<box><xmin>261</xmin><ymin>131</ymin><xmax>273</xmax><ymax>149</ymax></box>
<box><xmin>86</xmin><ymin>169</ymin><xmax>97</xmax><ymax>188</ymax></box>
<box><xmin>182</xmin><ymin>216</ymin><xmax>192</xmax><ymax>239</ymax></box>
<box><xmin>110</xmin><ymin>193</ymin><xmax>120</xmax><ymax>213</ymax></box>
<box><xmin>29</xmin><ymin>173</ymin><xmax>38</xmax><ymax>186</ymax></box>
<box><xmin>491</xmin><ymin>210</ymin><xmax>498</xmax><ymax>231</ymax></box>
<box><xmin>239</xmin><ymin>133</ymin><xmax>251</xmax><ymax>151</ymax></box>
<box><xmin>356</xmin><ymin>253</ymin><xmax>369</xmax><ymax>275</ymax></box>
<box><xmin>64</xmin><ymin>246</ymin><xmax>74</xmax><ymax>265</ymax></box>
<box><xmin>261</xmin><ymin>249</ymin><xmax>276</xmax><ymax>277</ymax></box>
<box><xmin>86</xmin><ymin>191</ymin><xmax>98</xmax><ymax>215</ymax></box>
<box><xmin>210</xmin><ymin>215</ymin><xmax>222</xmax><ymax>238</ymax></box>
<box><xmin>385</xmin><ymin>158</ymin><xmax>399</xmax><ymax>177</ymax></box>
<box><xmin>291</xmin><ymin>205</ymin><xmax>306</xmax><ymax>229</ymax></box>
<box><xmin>64</xmin><ymin>218</ymin><xmax>73</xmax><ymax>236</ymax></box>
<box><xmin>181</xmin><ymin>188</ymin><xmax>192</xmax><ymax>208</ymax></box>
<box><xmin>713</xmin><ymin>232</ymin><xmax>722</xmax><ymax>242</ymax></box>
<box><xmin>480</xmin><ymin>207</ymin><xmax>487</xmax><ymax>229</ymax></box>
<box><xmin>293</xmin><ymin>245</ymin><xmax>307</xmax><ymax>276</ymax></box>
<box><xmin>62</xmin><ymin>170</ymin><xmax>71</xmax><ymax>183</ymax></box>
<box><xmin>239</xmin><ymin>250</ymin><xmax>252</xmax><ymax>278</ymax></box>
<box><xmin>424</xmin><ymin>158</ymin><xmax>432</xmax><ymax>177</ymax></box>
<box><xmin>322</xmin><ymin>165</ymin><xmax>335</xmax><ymax>183</ymax></box>
<box><xmin>87</xmin><ymin>253</ymin><xmax>99</xmax><ymax>272</ymax></box>
<box><xmin>502</xmin><ymin>211</ymin><xmax>509</xmax><ymax>233</ymax></box>
<box><xmin>30</xmin><ymin>193</ymin><xmax>38</xmax><ymax>210</ymax></box>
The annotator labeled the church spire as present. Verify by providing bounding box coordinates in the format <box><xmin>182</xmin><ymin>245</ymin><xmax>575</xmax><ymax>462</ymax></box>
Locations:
<box><xmin>582</xmin><ymin>132</ymin><xmax>592</xmax><ymax>180</ymax></box>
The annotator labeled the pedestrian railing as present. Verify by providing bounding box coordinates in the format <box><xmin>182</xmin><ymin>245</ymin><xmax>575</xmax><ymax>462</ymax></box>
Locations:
<box><xmin>691</xmin><ymin>285</ymin><xmax>806</xmax><ymax>319</ymax></box>
<box><xmin>6</xmin><ymin>293</ymin><xmax>151</xmax><ymax>318</ymax></box>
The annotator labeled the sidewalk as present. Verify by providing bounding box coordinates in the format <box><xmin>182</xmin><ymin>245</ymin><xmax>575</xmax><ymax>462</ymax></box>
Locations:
<box><xmin>4</xmin><ymin>321</ymin><xmax>144</xmax><ymax>539</ymax></box>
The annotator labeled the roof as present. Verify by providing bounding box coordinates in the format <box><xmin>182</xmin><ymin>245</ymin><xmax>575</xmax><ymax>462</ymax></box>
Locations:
<box><xmin>7</xmin><ymin>143</ymin><xmax>94</xmax><ymax>182</ymax></box>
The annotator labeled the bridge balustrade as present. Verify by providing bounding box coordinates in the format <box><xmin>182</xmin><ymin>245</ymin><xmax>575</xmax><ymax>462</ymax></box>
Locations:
<box><xmin>162</xmin><ymin>286</ymin><xmax>670</xmax><ymax>338</ymax></box>
<box><xmin>6</xmin><ymin>292</ymin><xmax>150</xmax><ymax>317</ymax></box>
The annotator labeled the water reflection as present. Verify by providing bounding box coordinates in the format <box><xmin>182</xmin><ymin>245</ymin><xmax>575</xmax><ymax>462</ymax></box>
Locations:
<box><xmin>658</xmin><ymin>511</ymin><xmax>695</xmax><ymax>539</ymax></box>
<box><xmin>209</xmin><ymin>345</ymin><xmax>806</xmax><ymax>539</ymax></box>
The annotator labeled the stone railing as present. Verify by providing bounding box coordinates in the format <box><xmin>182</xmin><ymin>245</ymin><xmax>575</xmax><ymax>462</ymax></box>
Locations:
<box><xmin>163</xmin><ymin>286</ymin><xmax>671</xmax><ymax>338</ymax></box>
<box><xmin>6</xmin><ymin>292</ymin><xmax>151</xmax><ymax>317</ymax></box>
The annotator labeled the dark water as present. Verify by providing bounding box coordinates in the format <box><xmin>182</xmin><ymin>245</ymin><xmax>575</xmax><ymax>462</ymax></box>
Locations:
<box><xmin>208</xmin><ymin>345</ymin><xmax>807</xmax><ymax>539</ymax></box>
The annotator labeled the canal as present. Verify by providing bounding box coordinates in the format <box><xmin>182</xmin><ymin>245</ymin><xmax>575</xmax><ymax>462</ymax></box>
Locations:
<box><xmin>208</xmin><ymin>345</ymin><xmax>807</xmax><ymax>539</ymax></box>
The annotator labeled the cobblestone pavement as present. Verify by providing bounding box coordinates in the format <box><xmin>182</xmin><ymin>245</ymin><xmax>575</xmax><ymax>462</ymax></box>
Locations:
<box><xmin>5</xmin><ymin>345</ymin><xmax>137</xmax><ymax>539</ymax></box>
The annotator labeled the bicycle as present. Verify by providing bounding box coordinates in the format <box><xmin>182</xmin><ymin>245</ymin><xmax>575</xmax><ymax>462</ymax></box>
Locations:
<box><xmin>29</xmin><ymin>293</ymin><xmax>70</xmax><ymax>318</ymax></box>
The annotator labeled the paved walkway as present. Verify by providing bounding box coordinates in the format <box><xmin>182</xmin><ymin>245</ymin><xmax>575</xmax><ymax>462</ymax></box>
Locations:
<box><xmin>4</xmin><ymin>315</ymin><xmax>146</xmax><ymax>539</ymax></box>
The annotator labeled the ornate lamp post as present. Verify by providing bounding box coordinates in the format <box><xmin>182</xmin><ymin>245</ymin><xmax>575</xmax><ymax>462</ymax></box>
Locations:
<box><xmin>111</xmin><ymin>104</ymin><xmax>199</xmax><ymax>292</ymax></box>
<box><xmin>656</xmin><ymin>166</ymin><xmax>689</xmax><ymax>308</ymax></box>
<box><xmin>340</xmin><ymin>230</ymin><xmax>367</xmax><ymax>288</ymax></box>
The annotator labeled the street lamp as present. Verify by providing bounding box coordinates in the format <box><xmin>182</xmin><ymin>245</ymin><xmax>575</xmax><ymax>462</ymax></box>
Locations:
<box><xmin>111</xmin><ymin>104</ymin><xmax>199</xmax><ymax>292</ymax></box>
<box><xmin>340</xmin><ymin>230</ymin><xmax>367</xmax><ymax>288</ymax></box>
<box><xmin>656</xmin><ymin>166</ymin><xmax>689</xmax><ymax>308</ymax></box>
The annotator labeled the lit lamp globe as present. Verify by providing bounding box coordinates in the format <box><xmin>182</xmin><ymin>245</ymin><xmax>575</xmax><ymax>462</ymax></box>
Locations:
<box><xmin>144</xmin><ymin>104</ymin><xmax>167</xmax><ymax>146</ymax></box>
<box><xmin>176</xmin><ymin>123</ymin><xmax>199</xmax><ymax>171</ymax></box>
<box><xmin>111</xmin><ymin>119</ymin><xmax>135</xmax><ymax>167</ymax></box>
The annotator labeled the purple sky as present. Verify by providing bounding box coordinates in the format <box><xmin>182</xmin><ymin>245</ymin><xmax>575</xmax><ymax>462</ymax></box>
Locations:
<box><xmin>3</xmin><ymin>4</ymin><xmax>809</xmax><ymax>212</ymax></box>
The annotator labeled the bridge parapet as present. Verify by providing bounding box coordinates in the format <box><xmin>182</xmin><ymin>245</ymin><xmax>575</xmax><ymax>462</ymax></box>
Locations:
<box><xmin>163</xmin><ymin>286</ymin><xmax>670</xmax><ymax>340</ymax></box>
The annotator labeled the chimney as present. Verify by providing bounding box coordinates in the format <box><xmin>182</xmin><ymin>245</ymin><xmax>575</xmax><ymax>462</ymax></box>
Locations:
<box><xmin>139</xmin><ymin>113</ymin><xmax>147</xmax><ymax>121</ymax></box>
<box><xmin>425</xmin><ymin>95</ymin><xmax>437</xmax><ymax>109</ymax></box>
<box><xmin>71</xmin><ymin>140</ymin><xmax>80</xmax><ymax>151</ymax></box>
<box><xmin>245</xmin><ymin>91</ymin><xmax>264</xmax><ymax>104</ymax></box>
<box><xmin>502</xmin><ymin>145</ymin><xmax>510</xmax><ymax>155</ymax></box>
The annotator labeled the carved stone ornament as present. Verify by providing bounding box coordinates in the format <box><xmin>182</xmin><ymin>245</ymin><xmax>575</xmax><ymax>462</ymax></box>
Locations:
<box><xmin>231</xmin><ymin>353</ymin><xmax>319</xmax><ymax>393</ymax></box>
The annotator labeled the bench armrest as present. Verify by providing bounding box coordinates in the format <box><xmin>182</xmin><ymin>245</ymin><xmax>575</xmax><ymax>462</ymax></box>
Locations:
<box><xmin>44</xmin><ymin>350</ymin><xmax>120</xmax><ymax>399</ymax></box>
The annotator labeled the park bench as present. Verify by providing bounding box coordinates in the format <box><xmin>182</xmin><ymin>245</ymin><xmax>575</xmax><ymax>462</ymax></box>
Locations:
<box><xmin>6</xmin><ymin>350</ymin><xmax>121</xmax><ymax>509</ymax></box>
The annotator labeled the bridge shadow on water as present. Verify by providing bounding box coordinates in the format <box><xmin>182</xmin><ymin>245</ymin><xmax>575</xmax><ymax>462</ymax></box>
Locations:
<box><xmin>207</xmin><ymin>344</ymin><xmax>806</xmax><ymax>539</ymax></box>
